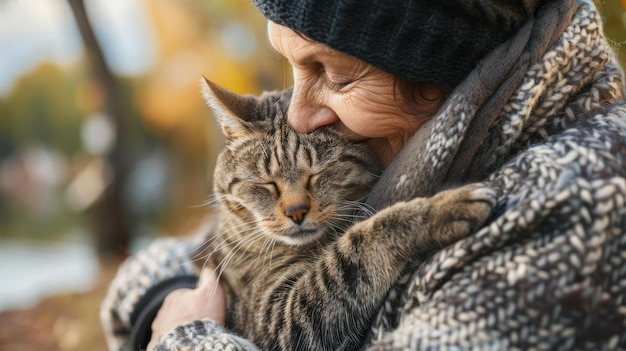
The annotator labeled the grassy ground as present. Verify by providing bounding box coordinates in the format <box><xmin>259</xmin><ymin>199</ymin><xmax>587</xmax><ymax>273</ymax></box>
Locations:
<box><xmin>0</xmin><ymin>259</ymin><xmax>121</xmax><ymax>351</ymax></box>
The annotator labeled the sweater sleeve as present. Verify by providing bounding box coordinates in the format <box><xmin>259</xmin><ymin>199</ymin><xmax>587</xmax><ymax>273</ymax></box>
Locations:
<box><xmin>153</xmin><ymin>319</ymin><xmax>260</xmax><ymax>351</ymax></box>
<box><xmin>101</xmin><ymin>215</ymin><xmax>221</xmax><ymax>350</ymax></box>
<box><xmin>101</xmin><ymin>237</ymin><xmax>201</xmax><ymax>351</ymax></box>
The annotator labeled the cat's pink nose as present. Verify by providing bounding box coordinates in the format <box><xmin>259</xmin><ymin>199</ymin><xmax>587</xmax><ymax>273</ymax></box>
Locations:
<box><xmin>285</xmin><ymin>204</ymin><xmax>309</xmax><ymax>225</ymax></box>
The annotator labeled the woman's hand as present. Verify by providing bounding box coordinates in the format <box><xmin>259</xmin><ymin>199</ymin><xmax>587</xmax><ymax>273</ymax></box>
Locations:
<box><xmin>146</xmin><ymin>269</ymin><xmax>226</xmax><ymax>350</ymax></box>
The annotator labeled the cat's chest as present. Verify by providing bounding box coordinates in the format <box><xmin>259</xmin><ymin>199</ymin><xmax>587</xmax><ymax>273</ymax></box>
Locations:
<box><xmin>211</xmin><ymin>238</ymin><xmax>324</xmax><ymax>292</ymax></box>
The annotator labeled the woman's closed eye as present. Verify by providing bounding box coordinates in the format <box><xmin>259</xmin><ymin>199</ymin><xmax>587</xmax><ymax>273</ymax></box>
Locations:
<box><xmin>323</xmin><ymin>72</ymin><xmax>354</xmax><ymax>91</ymax></box>
<box><xmin>325</xmin><ymin>78</ymin><xmax>354</xmax><ymax>91</ymax></box>
<box><xmin>318</xmin><ymin>65</ymin><xmax>355</xmax><ymax>91</ymax></box>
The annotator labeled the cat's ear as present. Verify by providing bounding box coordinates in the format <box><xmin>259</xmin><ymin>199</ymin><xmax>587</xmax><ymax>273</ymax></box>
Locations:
<box><xmin>200</xmin><ymin>77</ymin><xmax>259</xmax><ymax>139</ymax></box>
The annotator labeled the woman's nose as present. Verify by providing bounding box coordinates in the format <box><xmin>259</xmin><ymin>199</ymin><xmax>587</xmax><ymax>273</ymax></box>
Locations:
<box><xmin>287</xmin><ymin>90</ymin><xmax>339</xmax><ymax>133</ymax></box>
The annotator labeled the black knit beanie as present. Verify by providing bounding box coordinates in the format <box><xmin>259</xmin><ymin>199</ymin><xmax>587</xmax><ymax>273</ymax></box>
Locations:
<box><xmin>253</xmin><ymin>0</ymin><xmax>542</xmax><ymax>87</ymax></box>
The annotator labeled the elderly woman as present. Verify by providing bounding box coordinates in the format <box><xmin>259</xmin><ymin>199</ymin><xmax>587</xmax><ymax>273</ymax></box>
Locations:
<box><xmin>102</xmin><ymin>0</ymin><xmax>626</xmax><ymax>349</ymax></box>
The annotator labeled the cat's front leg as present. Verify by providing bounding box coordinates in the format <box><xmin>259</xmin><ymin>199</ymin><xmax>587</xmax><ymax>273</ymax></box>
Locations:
<box><xmin>276</xmin><ymin>184</ymin><xmax>495</xmax><ymax>351</ymax></box>
<box><xmin>413</xmin><ymin>183</ymin><xmax>497</xmax><ymax>250</ymax></box>
<box><xmin>335</xmin><ymin>183</ymin><xmax>496</xmax><ymax>298</ymax></box>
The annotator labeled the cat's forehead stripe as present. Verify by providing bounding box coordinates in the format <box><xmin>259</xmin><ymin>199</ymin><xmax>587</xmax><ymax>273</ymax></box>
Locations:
<box><xmin>301</xmin><ymin>144</ymin><xmax>313</xmax><ymax>168</ymax></box>
<box><xmin>269</xmin><ymin>144</ymin><xmax>281</xmax><ymax>176</ymax></box>
<box><xmin>262</xmin><ymin>146</ymin><xmax>272</xmax><ymax>176</ymax></box>
<box><xmin>340</xmin><ymin>154</ymin><xmax>373</xmax><ymax>171</ymax></box>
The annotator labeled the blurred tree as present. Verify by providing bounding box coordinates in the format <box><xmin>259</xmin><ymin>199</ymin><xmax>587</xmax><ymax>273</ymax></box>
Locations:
<box><xmin>67</xmin><ymin>0</ymin><xmax>131</xmax><ymax>257</ymax></box>
<box><xmin>1</xmin><ymin>64</ymin><xmax>83</xmax><ymax>154</ymax></box>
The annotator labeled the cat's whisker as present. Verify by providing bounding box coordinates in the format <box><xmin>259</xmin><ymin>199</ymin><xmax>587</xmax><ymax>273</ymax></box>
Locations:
<box><xmin>205</xmin><ymin>230</ymin><xmax>261</xmax><ymax>265</ymax></box>
<box><xmin>185</xmin><ymin>240</ymin><xmax>214</xmax><ymax>263</ymax></box>
<box><xmin>328</xmin><ymin>221</ymin><xmax>351</xmax><ymax>235</ymax></box>
<box><xmin>175</xmin><ymin>210</ymin><xmax>263</xmax><ymax>268</ymax></box>
<box><xmin>267</xmin><ymin>236</ymin><xmax>279</xmax><ymax>271</ymax></box>
<box><xmin>328</xmin><ymin>220</ymin><xmax>353</xmax><ymax>233</ymax></box>
<box><xmin>331</xmin><ymin>212</ymin><xmax>360</xmax><ymax>220</ymax></box>
<box><xmin>189</xmin><ymin>192</ymin><xmax>230</xmax><ymax>209</ymax></box>
<box><xmin>253</xmin><ymin>236</ymin><xmax>270</xmax><ymax>272</ymax></box>
<box><xmin>216</xmin><ymin>230</ymin><xmax>267</xmax><ymax>282</ymax></box>
<box><xmin>329</xmin><ymin>213</ymin><xmax>361</xmax><ymax>224</ymax></box>
<box><xmin>327</xmin><ymin>222</ymin><xmax>340</xmax><ymax>237</ymax></box>
<box><xmin>366</xmin><ymin>171</ymin><xmax>382</xmax><ymax>179</ymax></box>
<box><xmin>189</xmin><ymin>198</ymin><xmax>217</xmax><ymax>209</ymax></box>
<box><xmin>190</xmin><ymin>231</ymin><xmax>243</xmax><ymax>265</ymax></box>
<box><xmin>243</xmin><ymin>237</ymin><xmax>280</xmax><ymax>288</ymax></box>
<box><xmin>171</xmin><ymin>238</ymin><xmax>224</xmax><ymax>270</ymax></box>
<box><xmin>190</xmin><ymin>220</ymin><xmax>265</xmax><ymax>266</ymax></box>
<box><xmin>220</xmin><ymin>227</ymin><xmax>265</xmax><ymax>263</ymax></box>
<box><xmin>254</xmin><ymin>233</ymin><xmax>275</xmax><ymax>270</ymax></box>
<box><xmin>188</xmin><ymin>226</ymin><xmax>242</xmax><ymax>260</ymax></box>
<box><xmin>207</xmin><ymin>277</ymin><xmax>224</xmax><ymax>305</ymax></box>
<box><xmin>341</xmin><ymin>200</ymin><xmax>376</xmax><ymax>216</ymax></box>
<box><xmin>260</xmin><ymin>234</ymin><xmax>280</xmax><ymax>271</ymax></box>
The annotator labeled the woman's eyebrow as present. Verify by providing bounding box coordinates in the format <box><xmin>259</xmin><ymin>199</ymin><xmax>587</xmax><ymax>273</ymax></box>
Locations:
<box><xmin>295</xmin><ymin>54</ymin><xmax>317</xmax><ymax>66</ymax></box>
<box><xmin>294</xmin><ymin>44</ymin><xmax>341</xmax><ymax>66</ymax></box>
<box><xmin>267</xmin><ymin>44</ymin><xmax>317</xmax><ymax>66</ymax></box>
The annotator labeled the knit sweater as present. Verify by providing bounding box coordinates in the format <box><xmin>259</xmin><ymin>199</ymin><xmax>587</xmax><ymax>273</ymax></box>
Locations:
<box><xmin>364</xmin><ymin>2</ymin><xmax>626</xmax><ymax>349</ymax></box>
<box><xmin>109</xmin><ymin>1</ymin><xmax>626</xmax><ymax>349</ymax></box>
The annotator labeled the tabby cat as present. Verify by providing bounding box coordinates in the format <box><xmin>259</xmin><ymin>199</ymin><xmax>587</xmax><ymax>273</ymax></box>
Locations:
<box><xmin>197</xmin><ymin>78</ymin><xmax>496</xmax><ymax>350</ymax></box>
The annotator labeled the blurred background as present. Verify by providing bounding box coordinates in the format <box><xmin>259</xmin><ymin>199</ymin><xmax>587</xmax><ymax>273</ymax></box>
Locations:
<box><xmin>0</xmin><ymin>0</ymin><xmax>625</xmax><ymax>350</ymax></box>
<box><xmin>0</xmin><ymin>0</ymin><xmax>287</xmax><ymax>349</ymax></box>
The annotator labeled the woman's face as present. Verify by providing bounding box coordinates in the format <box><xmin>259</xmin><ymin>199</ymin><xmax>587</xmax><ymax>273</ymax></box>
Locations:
<box><xmin>267</xmin><ymin>22</ymin><xmax>440</xmax><ymax>167</ymax></box>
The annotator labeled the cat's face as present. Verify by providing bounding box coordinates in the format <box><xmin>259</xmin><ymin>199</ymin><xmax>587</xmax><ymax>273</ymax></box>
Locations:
<box><xmin>203</xmin><ymin>78</ymin><xmax>381</xmax><ymax>246</ymax></box>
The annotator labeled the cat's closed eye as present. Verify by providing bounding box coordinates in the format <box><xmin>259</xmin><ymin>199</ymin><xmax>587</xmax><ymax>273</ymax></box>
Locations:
<box><xmin>256</xmin><ymin>181</ymin><xmax>280</xmax><ymax>195</ymax></box>
<box><xmin>236</xmin><ymin>183</ymin><xmax>275</xmax><ymax>206</ymax></box>
<box><xmin>305</xmin><ymin>173</ymin><xmax>322</xmax><ymax>190</ymax></box>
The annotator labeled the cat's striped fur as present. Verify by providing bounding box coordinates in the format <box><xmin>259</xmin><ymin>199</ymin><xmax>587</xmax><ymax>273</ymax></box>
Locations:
<box><xmin>197</xmin><ymin>79</ymin><xmax>496</xmax><ymax>350</ymax></box>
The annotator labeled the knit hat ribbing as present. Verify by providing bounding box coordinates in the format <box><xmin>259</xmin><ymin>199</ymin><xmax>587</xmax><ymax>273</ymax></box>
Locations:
<box><xmin>253</xmin><ymin>0</ymin><xmax>542</xmax><ymax>87</ymax></box>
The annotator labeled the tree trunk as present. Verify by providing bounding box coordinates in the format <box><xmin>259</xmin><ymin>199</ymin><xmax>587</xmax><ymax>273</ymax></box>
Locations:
<box><xmin>68</xmin><ymin>0</ymin><xmax>132</xmax><ymax>258</ymax></box>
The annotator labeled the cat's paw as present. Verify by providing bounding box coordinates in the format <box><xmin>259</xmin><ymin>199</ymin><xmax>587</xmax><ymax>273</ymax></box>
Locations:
<box><xmin>426</xmin><ymin>183</ymin><xmax>496</xmax><ymax>244</ymax></box>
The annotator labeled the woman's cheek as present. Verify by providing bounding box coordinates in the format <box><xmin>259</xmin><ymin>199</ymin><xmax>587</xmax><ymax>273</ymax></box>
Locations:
<box><xmin>335</xmin><ymin>94</ymin><xmax>375</xmax><ymax>132</ymax></box>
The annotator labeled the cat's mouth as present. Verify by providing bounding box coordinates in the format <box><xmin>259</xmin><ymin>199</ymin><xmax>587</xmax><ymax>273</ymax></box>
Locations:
<box><xmin>277</xmin><ymin>227</ymin><xmax>326</xmax><ymax>246</ymax></box>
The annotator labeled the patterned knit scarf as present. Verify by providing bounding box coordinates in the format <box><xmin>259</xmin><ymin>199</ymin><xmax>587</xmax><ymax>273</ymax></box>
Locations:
<box><xmin>366</xmin><ymin>1</ymin><xmax>626</xmax><ymax>349</ymax></box>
